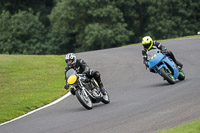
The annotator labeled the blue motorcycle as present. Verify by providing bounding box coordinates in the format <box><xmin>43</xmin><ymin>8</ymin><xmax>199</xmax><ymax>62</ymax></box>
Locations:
<box><xmin>147</xmin><ymin>48</ymin><xmax>185</xmax><ymax>84</ymax></box>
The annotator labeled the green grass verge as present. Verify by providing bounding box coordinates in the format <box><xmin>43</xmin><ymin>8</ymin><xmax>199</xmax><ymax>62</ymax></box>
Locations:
<box><xmin>125</xmin><ymin>35</ymin><xmax>200</xmax><ymax>46</ymax></box>
<box><xmin>0</xmin><ymin>54</ymin><xmax>67</xmax><ymax>124</ymax></box>
<box><xmin>157</xmin><ymin>119</ymin><xmax>200</xmax><ymax>133</ymax></box>
<box><xmin>157</xmin><ymin>35</ymin><xmax>200</xmax><ymax>42</ymax></box>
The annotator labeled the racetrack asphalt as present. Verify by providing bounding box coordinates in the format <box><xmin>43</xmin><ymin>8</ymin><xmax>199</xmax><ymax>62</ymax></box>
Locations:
<box><xmin>0</xmin><ymin>38</ymin><xmax>200</xmax><ymax>133</ymax></box>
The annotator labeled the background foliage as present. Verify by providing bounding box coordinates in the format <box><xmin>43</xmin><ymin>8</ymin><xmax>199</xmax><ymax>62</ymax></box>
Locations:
<box><xmin>0</xmin><ymin>0</ymin><xmax>199</xmax><ymax>54</ymax></box>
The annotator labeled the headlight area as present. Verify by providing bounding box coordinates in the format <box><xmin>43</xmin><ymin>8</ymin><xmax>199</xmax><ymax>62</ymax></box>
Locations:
<box><xmin>67</xmin><ymin>75</ymin><xmax>78</xmax><ymax>84</ymax></box>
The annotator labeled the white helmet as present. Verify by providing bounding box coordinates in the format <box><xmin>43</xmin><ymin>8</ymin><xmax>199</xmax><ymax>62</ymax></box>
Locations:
<box><xmin>65</xmin><ymin>53</ymin><xmax>77</xmax><ymax>66</ymax></box>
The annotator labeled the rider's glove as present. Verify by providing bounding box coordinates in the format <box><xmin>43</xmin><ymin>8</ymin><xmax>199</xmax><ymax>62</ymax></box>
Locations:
<box><xmin>64</xmin><ymin>84</ymin><xmax>69</xmax><ymax>90</ymax></box>
<box><xmin>143</xmin><ymin>60</ymin><xmax>149</xmax><ymax>69</ymax></box>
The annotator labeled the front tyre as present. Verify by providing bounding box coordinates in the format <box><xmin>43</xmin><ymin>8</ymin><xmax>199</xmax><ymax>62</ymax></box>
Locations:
<box><xmin>101</xmin><ymin>89</ymin><xmax>110</xmax><ymax>104</ymax></box>
<box><xmin>75</xmin><ymin>89</ymin><xmax>93</xmax><ymax>110</ymax></box>
<box><xmin>160</xmin><ymin>68</ymin><xmax>175</xmax><ymax>84</ymax></box>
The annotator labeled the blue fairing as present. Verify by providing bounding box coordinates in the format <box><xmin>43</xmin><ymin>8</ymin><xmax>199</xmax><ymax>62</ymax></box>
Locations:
<box><xmin>147</xmin><ymin>49</ymin><xmax>179</xmax><ymax>79</ymax></box>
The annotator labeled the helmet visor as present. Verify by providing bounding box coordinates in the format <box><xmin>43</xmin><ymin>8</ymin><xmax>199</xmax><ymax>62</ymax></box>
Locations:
<box><xmin>67</xmin><ymin>60</ymin><xmax>72</xmax><ymax>64</ymax></box>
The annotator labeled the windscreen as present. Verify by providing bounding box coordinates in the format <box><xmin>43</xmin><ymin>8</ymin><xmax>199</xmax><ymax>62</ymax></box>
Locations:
<box><xmin>66</xmin><ymin>69</ymin><xmax>77</xmax><ymax>79</ymax></box>
<box><xmin>147</xmin><ymin>49</ymin><xmax>158</xmax><ymax>60</ymax></box>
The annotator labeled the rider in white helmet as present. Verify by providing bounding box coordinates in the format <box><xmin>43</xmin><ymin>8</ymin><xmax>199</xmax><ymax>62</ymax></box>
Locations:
<box><xmin>64</xmin><ymin>53</ymin><xmax>106</xmax><ymax>95</ymax></box>
<box><xmin>142</xmin><ymin>36</ymin><xmax>183</xmax><ymax>71</ymax></box>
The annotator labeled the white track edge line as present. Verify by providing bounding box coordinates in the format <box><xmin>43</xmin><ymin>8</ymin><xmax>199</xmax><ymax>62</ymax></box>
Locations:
<box><xmin>0</xmin><ymin>92</ymin><xmax>71</xmax><ymax>127</ymax></box>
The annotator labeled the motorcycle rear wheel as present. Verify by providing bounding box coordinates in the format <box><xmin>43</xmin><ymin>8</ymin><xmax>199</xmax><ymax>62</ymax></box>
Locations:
<box><xmin>160</xmin><ymin>67</ymin><xmax>175</xmax><ymax>84</ymax></box>
<box><xmin>178</xmin><ymin>69</ymin><xmax>185</xmax><ymax>80</ymax></box>
<box><xmin>75</xmin><ymin>89</ymin><xmax>93</xmax><ymax>110</ymax></box>
<box><xmin>101</xmin><ymin>89</ymin><xmax>110</xmax><ymax>104</ymax></box>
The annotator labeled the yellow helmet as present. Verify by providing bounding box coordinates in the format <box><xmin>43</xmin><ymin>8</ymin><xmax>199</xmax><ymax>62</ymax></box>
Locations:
<box><xmin>142</xmin><ymin>36</ymin><xmax>153</xmax><ymax>50</ymax></box>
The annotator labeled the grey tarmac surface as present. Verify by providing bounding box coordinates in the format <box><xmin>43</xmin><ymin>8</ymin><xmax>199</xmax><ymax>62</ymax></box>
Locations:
<box><xmin>0</xmin><ymin>38</ymin><xmax>200</xmax><ymax>133</ymax></box>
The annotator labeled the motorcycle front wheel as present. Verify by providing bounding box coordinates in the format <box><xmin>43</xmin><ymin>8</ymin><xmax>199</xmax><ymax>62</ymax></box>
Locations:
<box><xmin>160</xmin><ymin>67</ymin><xmax>175</xmax><ymax>84</ymax></box>
<box><xmin>75</xmin><ymin>89</ymin><xmax>93</xmax><ymax>110</ymax></box>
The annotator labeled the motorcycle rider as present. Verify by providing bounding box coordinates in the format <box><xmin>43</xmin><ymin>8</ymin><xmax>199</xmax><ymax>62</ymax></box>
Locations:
<box><xmin>141</xmin><ymin>36</ymin><xmax>183</xmax><ymax>72</ymax></box>
<box><xmin>64</xmin><ymin>53</ymin><xmax>106</xmax><ymax>95</ymax></box>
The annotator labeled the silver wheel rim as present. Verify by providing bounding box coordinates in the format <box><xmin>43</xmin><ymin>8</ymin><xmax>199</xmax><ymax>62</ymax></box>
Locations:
<box><xmin>79</xmin><ymin>90</ymin><xmax>92</xmax><ymax>107</ymax></box>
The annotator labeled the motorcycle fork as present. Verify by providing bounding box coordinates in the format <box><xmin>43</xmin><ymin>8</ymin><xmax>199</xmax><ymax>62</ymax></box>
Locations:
<box><xmin>156</xmin><ymin>61</ymin><xmax>167</xmax><ymax>71</ymax></box>
<box><xmin>78</xmin><ymin>79</ymin><xmax>88</xmax><ymax>97</ymax></box>
<box><xmin>156</xmin><ymin>61</ymin><xmax>165</xmax><ymax>70</ymax></box>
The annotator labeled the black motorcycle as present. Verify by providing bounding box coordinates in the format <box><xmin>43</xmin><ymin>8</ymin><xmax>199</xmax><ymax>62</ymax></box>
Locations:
<box><xmin>66</xmin><ymin>69</ymin><xmax>110</xmax><ymax>110</ymax></box>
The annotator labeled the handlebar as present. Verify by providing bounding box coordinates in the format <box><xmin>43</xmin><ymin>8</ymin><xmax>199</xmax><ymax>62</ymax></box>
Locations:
<box><xmin>77</xmin><ymin>74</ymin><xmax>90</xmax><ymax>82</ymax></box>
<box><xmin>78</xmin><ymin>73</ymin><xmax>86</xmax><ymax>76</ymax></box>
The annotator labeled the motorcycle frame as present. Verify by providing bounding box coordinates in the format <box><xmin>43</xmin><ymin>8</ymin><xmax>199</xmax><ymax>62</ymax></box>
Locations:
<box><xmin>71</xmin><ymin>74</ymin><xmax>103</xmax><ymax>102</ymax></box>
<box><xmin>148</xmin><ymin>50</ymin><xmax>180</xmax><ymax>79</ymax></box>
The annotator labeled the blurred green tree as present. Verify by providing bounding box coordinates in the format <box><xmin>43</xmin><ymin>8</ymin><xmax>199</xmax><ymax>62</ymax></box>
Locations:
<box><xmin>0</xmin><ymin>10</ymin><xmax>50</xmax><ymax>54</ymax></box>
<box><xmin>0</xmin><ymin>0</ymin><xmax>55</xmax><ymax>27</ymax></box>
<box><xmin>49</xmin><ymin>0</ymin><xmax>133</xmax><ymax>52</ymax></box>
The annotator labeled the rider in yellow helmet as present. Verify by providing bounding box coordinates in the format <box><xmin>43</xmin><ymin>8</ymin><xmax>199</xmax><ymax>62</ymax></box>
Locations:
<box><xmin>141</xmin><ymin>36</ymin><xmax>183</xmax><ymax>71</ymax></box>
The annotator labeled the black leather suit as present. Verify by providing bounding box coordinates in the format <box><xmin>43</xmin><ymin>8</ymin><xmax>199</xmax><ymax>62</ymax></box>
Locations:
<box><xmin>65</xmin><ymin>59</ymin><xmax>103</xmax><ymax>90</ymax></box>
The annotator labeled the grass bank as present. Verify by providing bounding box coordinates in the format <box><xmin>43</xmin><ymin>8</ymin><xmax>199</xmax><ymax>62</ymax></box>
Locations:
<box><xmin>0</xmin><ymin>55</ymin><xmax>66</xmax><ymax>124</ymax></box>
<box><xmin>157</xmin><ymin>119</ymin><xmax>200</xmax><ymax>133</ymax></box>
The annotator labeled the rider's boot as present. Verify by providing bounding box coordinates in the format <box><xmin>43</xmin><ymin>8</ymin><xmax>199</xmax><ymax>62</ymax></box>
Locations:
<box><xmin>176</xmin><ymin>60</ymin><xmax>183</xmax><ymax>69</ymax></box>
<box><xmin>92</xmin><ymin>70</ymin><xmax>106</xmax><ymax>95</ymax></box>
<box><xmin>166</xmin><ymin>51</ymin><xmax>183</xmax><ymax>69</ymax></box>
<box><xmin>97</xmin><ymin>80</ymin><xmax>106</xmax><ymax>95</ymax></box>
<box><xmin>99</xmin><ymin>83</ymin><xmax>106</xmax><ymax>95</ymax></box>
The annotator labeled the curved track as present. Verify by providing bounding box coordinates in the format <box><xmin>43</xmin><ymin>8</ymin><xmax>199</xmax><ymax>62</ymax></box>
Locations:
<box><xmin>0</xmin><ymin>38</ymin><xmax>200</xmax><ymax>133</ymax></box>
